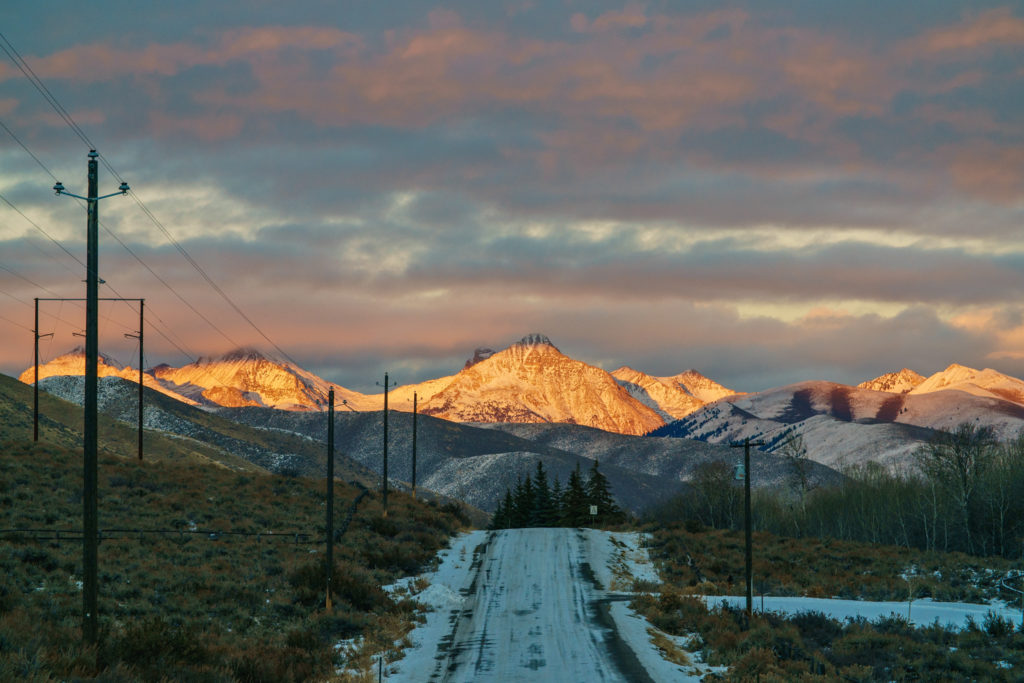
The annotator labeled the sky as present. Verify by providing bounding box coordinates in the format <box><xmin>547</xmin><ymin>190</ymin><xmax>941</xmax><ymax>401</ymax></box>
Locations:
<box><xmin>1</xmin><ymin>1</ymin><xmax>1023</xmax><ymax>393</ymax></box>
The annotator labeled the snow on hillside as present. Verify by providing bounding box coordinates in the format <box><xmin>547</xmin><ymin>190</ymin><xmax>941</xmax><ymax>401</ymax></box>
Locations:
<box><xmin>911</xmin><ymin>363</ymin><xmax>1024</xmax><ymax>405</ymax></box>
<box><xmin>611</xmin><ymin>366</ymin><xmax>704</xmax><ymax>421</ymax></box>
<box><xmin>662</xmin><ymin>369</ymin><xmax>739</xmax><ymax>403</ymax></box>
<box><xmin>657</xmin><ymin>377</ymin><xmax>1024</xmax><ymax>469</ymax></box>
<box><xmin>152</xmin><ymin>347</ymin><xmax>337</xmax><ymax>410</ymax></box>
<box><xmin>894</xmin><ymin>389</ymin><xmax>1024</xmax><ymax>440</ymax></box>
<box><xmin>21</xmin><ymin>348</ymin><xmax>198</xmax><ymax>405</ymax></box>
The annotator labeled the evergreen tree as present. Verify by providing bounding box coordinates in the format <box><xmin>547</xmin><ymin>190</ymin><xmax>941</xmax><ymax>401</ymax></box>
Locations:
<box><xmin>489</xmin><ymin>487</ymin><xmax>514</xmax><ymax>529</ymax></box>
<box><xmin>511</xmin><ymin>472</ymin><xmax>535</xmax><ymax>528</ymax></box>
<box><xmin>561</xmin><ymin>462</ymin><xmax>589</xmax><ymax>527</ymax></box>
<box><xmin>586</xmin><ymin>459</ymin><xmax>624</xmax><ymax>525</ymax></box>
<box><xmin>550</xmin><ymin>476</ymin><xmax>563</xmax><ymax>526</ymax></box>
<box><xmin>531</xmin><ymin>460</ymin><xmax>556</xmax><ymax>527</ymax></box>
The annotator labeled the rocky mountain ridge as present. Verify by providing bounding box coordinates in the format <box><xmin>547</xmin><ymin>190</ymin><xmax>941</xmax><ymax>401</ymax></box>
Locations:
<box><xmin>21</xmin><ymin>339</ymin><xmax>1024</xmax><ymax>447</ymax></box>
<box><xmin>22</xmin><ymin>335</ymin><xmax>734</xmax><ymax>435</ymax></box>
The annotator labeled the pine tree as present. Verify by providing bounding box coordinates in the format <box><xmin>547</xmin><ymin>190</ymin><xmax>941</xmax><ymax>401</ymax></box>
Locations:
<box><xmin>489</xmin><ymin>488</ymin><xmax>510</xmax><ymax>530</ymax></box>
<box><xmin>531</xmin><ymin>460</ymin><xmax>555</xmax><ymax>527</ymax></box>
<box><xmin>562</xmin><ymin>462</ymin><xmax>589</xmax><ymax>527</ymax></box>
<box><xmin>586</xmin><ymin>459</ymin><xmax>624</xmax><ymax>525</ymax></box>
<box><xmin>550</xmin><ymin>476</ymin><xmax>563</xmax><ymax>526</ymax></box>
<box><xmin>500</xmin><ymin>488</ymin><xmax>515</xmax><ymax>529</ymax></box>
<box><xmin>511</xmin><ymin>472</ymin><xmax>535</xmax><ymax>528</ymax></box>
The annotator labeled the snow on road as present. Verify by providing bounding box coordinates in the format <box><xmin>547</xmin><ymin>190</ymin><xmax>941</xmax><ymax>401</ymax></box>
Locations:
<box><xmin>387</xmin><ymin>527</ymin><xmax>701</xmax><ymax>682</ymax></box>
<box><xmin>381</xmin><ymin>527</ymin><xmax>1024</xmax><ymax>682</ymax></box>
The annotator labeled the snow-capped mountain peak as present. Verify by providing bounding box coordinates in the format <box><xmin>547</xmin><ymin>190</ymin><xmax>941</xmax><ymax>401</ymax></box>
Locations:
<box><xmin>512</xmin><ymin>333</ymin><xmax>557</xmax><ymax>350</ymax></box>
<box><xmin>910</xmin><ymin>364</ymin><xmax>1024</xmax><ymax>404</ymax></box>
<box><xmin>610</xmin><ymin>366</ymin><xmax>705</xmax><ymax>421</ymax></box>
<box><xmin>419</xmin><ymin>335</ymin><xmax>664</xmax><ymax>435</ymax></box>
<box><xmin>464</xmin><ymin>347</ymin><xmax>496</xmax><ymax>369</ymax></box>
<box><xmin>151</xmin><ymin>347</ymin><xmax>333</xmax><ymax>410</ymax></box>
<box><xmin>660</xmin><ymin>369</ymin><xmax>739</xmax><ymax>403</ymax></box>
<box><xmin>19</xmin><ymin>347</ymin><xmax>197</xmax><ymax>405</ymax></box>
<box><xmin>213</xmin><ymin>346</ymin><xmax>273</xmax><ymax>364</ymax></box>
<box><xmin>18</xmin><ymin>347</ymin><xmax>124</xmax><ymax>381</ymax></box>
<box><xmin>857</xmin><ymin>368</ymin><xmax>926</xmax><ymax>394</ymax></box>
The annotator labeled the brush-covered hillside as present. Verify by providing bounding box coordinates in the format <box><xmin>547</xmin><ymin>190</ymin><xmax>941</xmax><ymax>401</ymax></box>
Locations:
<box><xmin>0</xmin><ymin>436</ymin><xmax>471</xmax><ymax>680</ymax></box>
<box><xmin>26</xmin><ymin>372</ymin><xmax>376</xmax><ymax>483</ymax></box>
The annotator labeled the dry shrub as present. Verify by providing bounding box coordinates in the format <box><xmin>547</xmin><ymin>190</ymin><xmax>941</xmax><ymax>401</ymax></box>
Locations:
<box><xmin>230</xmin><ymin>645</ymin><xmax>326</xmax><ymax>683</ymax></box>
<box><xmin>730</xmin><ymin>646</ymin><xmax>779</xmax><ymax>678</ymax></box>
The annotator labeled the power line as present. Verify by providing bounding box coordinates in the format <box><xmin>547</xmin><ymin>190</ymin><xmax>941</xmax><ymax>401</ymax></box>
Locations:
<box><xmin>0</xmin><ymin>118</ymin><xmax>58</xmax><ymax>181</ymax></box>
<box><xmin>0</xmin><ymin>311</ymin><xmax>32</xmax><ymax>332</ymax></box>
<box><xmin>0</xmin><ymin>263</ymin><xmax>53</xmax><ymax>297</ymax></box>
<box><xmin>0</xmin><ymin>191</ymin><xmax>87</xmax><ymax>270</ymax></box>
<box><xmin>0</xmin><ymin>118</ymin><xmax>244</xmax><ymax>356</ymax></box>
<box><xmin>0</xmin><ymin>33</ymin><xmax>305</xmax><ymax>383</ymax></box>
<box><xmin>0</xmin><ymin>32</ymin><xmax>95</xmax><ymax>150</ymax></box>
<box><xmin>123</xmin><ymin>189</ymin><xmax>303</xmax><ymax>367</ymax></box>
<box><xmin>0</xmin><ymin>31</ymin><xmax>300</xmax><ymax>366</ymax></box>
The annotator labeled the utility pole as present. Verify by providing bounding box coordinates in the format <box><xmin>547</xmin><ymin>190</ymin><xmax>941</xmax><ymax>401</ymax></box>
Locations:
<box><xmin>411</xmin><ymin>391</ymin><xmax>418</xmax><ymax>499</ymax></box>
<box><xmin>123</xmin><ymin>299</ymin><xmax>144</xmax><ymax>460</ymax></box>
<box><xmin>33</xmin><ymin>297</ymin><xmax>53</xmax><ymax>441</ymax></box>
<box><xmin>731</xmin><ymin>437</ymin><xmax>765</xmax><ymax>619</ymax></box>
<box><xmin>325</xmin><ymin>388</ymin><xmax>335</xmax><ymax>610</ymax></box>
<box><xmin>53</xmin><ymin>150</ymin><xmax>129</xmax><ymax>645</ymax></box>
<box><xmin>381</xmin><ymin>373</ymin><xmax>390</xmax><ymax>516</ymax></box>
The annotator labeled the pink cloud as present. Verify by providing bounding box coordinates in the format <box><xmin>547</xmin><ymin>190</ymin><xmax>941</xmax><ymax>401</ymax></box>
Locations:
<box><xmin>571</xmin><ymin>4</ymin><xmax>649</xmax><ymax>33</ymax></box>
<box><xmin>6</xmin><ymin>7</ymin><xmax>1013</xmax><ymax>195</ymax></box>
<box><xmin>923</xmin><ymin>8</ymin><xmax>1024</xmax><ymax>52</ymax></box>
<box><xmin>945</xmin><ymin>142</ymin><xmax>1024</xmax><ymax>202</ymax></box>
<box><xmin>0</xmin><ymin>27</ymin><xmax>361</xmax><ymax>84</ymax></box>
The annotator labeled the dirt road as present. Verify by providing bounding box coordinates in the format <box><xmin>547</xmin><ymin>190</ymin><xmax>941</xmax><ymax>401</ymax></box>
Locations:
<box><xmin>390</xmin><ymin>527</ymin><xmax>668</xmax><ymax>682</ymax></box>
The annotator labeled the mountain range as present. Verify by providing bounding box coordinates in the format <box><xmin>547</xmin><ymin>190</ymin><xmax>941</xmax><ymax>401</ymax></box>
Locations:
<box><xmin>21</xmin><ymin>334</ymin><xmax>739</xmax><ymax>435</ymax></box>
<box><xmin>21</xmin><ymin>371</ymin><xmax>841</xmax><ymax>514</ymax></box>
<box><xmin>21</xmin><ymin>335</ymin><xmax>1024</xmax><ymax>473</ymax></box>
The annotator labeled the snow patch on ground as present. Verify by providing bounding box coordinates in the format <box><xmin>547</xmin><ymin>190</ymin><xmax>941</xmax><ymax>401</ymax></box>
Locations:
<box><xmin>701</xmin><ymin>595</ymin><xmax>1023</xmax><ymax>630</ymax></box>
<box><xmin>384</xmin><ymin>530</ymin><xmax>486</xmax><ymax>680</ymax></box>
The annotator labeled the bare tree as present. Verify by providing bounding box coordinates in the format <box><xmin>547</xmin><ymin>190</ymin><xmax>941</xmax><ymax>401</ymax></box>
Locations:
<box><xmin>779</xmin><ymin>432</ymin><xmax>813</xmax><ymax>515</ymax></box>
<box><xmin>914</xmin><ymin>423</ymin><xmax>998</xmax><ymax>555</ymax></box>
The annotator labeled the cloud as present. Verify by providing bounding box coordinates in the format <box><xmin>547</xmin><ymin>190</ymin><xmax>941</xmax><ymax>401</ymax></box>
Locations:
<box><xmin>922</xmin><ymin>8</ymin><xmax>1024</xmax><ymax>53</ymax></box>
<box><xmin>944</xmin><ymin>141</ymin><xmax>1024</xmax><ymax>202</ymax></box>
<box><xmin>2</xmin><ymin>2</ymin><xmax>1023</xmax><ymax>393</ymax></box>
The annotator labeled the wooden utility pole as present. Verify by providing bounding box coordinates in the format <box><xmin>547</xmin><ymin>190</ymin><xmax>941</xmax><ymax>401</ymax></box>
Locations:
<box><xmin>53</xmin><ymin>149</ymin><xmax>129</xmax><ymax>645</ymax></box>
<box><xmin>411</xmin><ymin>391</ymin><xmax>417</xmax><ymax>499</ymax></box>
<box><xmin>33</xmin><ymin>297</ymin><xmax>53</xmax><ymax>442</ymax></box>
<box><xmin>82</xmin><ymin>150</ymin><xmax>100</xmax><ymax>645</ymax></box>
<box><xmin>326</xmin><ymin>388</ymin><xmax>335</xmax><ymax>610</ymax></box>
<box><xmin>731</xmin><ymin>437</ymin><xmax>765</xmax><ymax>618</ymax></box>
<box><xmin>123</xmin><ymin>299</ymin><xmax>144</xmax><ymax>460</ymax></box>
<box><xmin>382</xmin><ymin>373</ymin><xmax>389</xmax><ymax>517</ymax></box>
